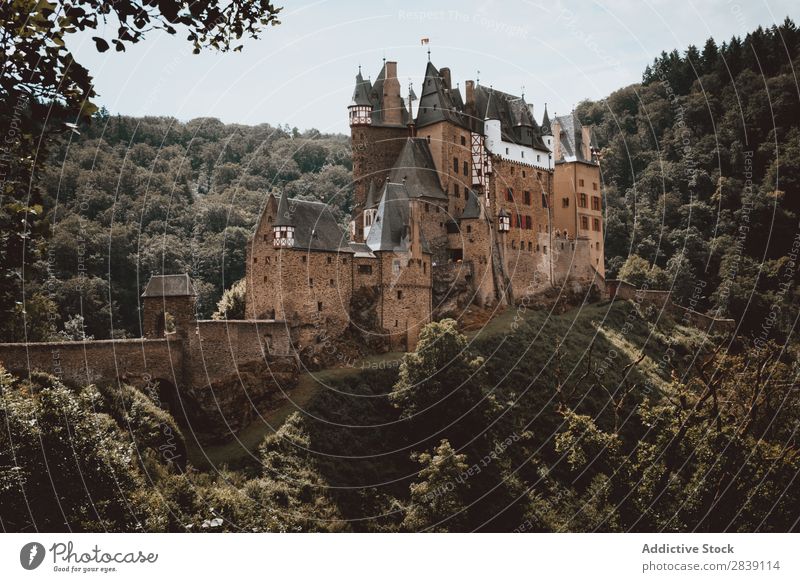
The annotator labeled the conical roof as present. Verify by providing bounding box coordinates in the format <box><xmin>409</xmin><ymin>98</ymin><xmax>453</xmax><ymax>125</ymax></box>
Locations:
<box><xmin>541</xmin><ymin>103</ymin><xmax>551</xmax><ymax>135</ymax></box>
<box><xmin>350</xmin><ymin>69</ymin><xmax>372</xmax><ymax>107</ymax></box>
<box><xmin>460</xmin><ymin>189</ymin><xmax>481</xmax><ymax>220</ymax></box>
<box><xmin>364</xmin><ymin>180</ymin><xmax>378</xmax><ymax>209</ymax></box>
<box><xmin>273</xmin><ymin>189</ymin><xmax>293</xmax><ymax>226</ymax></box>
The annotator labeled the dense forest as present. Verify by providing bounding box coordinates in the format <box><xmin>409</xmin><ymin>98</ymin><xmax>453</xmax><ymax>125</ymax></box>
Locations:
<box><xmin>1</xmin><ymin>13</ymin><xmax>799</xmax><ymax>532</ymax></box>
<box><xmin>3</xmin><ymin>116</ymin><xmax>352</xmax><ymax>340</ymax></box>
<box><xmin>579</xmin><ymin>17</ymin><xmax>800</xmax><ymax>338</ymax></box>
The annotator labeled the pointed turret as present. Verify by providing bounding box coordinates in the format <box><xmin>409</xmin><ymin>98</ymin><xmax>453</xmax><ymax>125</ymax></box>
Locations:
<box><xmin>541</xmin><ymin>103</ymin><xmax>551</xmax><ymax>135</ymax></box>
<box><xmin>272</xmin><ymin>189</ymin><xmax>295</xmax><ymax>247</ymax></box>
<box><xmin>349</xmin><ymin>67</ymin><xmax>373</xmax><ymax>126</ymax></box>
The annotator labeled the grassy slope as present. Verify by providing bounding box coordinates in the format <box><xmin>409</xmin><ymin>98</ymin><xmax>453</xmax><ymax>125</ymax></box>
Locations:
<box><xmin>188</xmin><ymin>298</ymin><xmax>713</xmax><ymax>470</ymax></box>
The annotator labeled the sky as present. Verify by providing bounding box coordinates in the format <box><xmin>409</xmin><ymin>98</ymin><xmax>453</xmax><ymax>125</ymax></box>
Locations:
<box><xmin>69</xmin><ymin>0</ymin><xmax>799</xmax><ymax>134</ymax></box>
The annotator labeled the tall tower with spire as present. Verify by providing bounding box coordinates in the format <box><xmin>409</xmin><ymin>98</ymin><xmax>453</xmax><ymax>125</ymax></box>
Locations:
<box><xmin>348</xmin><ymin>60</ymin><xmax>411</xmax><ymax>242</ymax></box>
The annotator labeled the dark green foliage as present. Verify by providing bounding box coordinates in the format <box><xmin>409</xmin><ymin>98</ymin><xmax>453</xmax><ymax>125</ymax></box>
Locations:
<box><xmin>584</xmin><ymin>17</ymin><xmax>800</xmax><ymax>338</ymax></box>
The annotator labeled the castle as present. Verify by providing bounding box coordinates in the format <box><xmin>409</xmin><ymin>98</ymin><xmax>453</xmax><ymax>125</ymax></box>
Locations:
<box><xmin>0</xmin><ymin>56</ymin><xmax>607</xmax><ymax>440</ymax></box>
<box><xmin>245</xmin><ymin>58</ymin><xmax>605</xmax><ymax>351</ymax></box>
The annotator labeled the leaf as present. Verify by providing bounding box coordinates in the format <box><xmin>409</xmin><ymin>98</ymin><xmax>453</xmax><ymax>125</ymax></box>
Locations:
<box><xmin>92</xmin><ymin>37</ymin><xmax>109</xmax><ymax>52</ymax></box>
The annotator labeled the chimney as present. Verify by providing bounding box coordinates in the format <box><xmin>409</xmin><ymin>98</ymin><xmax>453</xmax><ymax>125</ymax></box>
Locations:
<box><xmin>440</xmin><ymin>67</ymin><xmax>452</xmax><ymax>90</ymax></box>
<box><xmin>465</xmin><ymin>80</ymin><xmax>475</xmax><ymax>117</ymax></box>
<box><xmin>383</xmin><ymin>61</ymin><xmax>403</xmax><ymax>125</ymax></box>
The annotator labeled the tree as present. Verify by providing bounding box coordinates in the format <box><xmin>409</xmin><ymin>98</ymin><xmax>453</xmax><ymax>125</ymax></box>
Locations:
<box><xmin>0</xmin><ymin>368</ymin><xmax>152</xmax><ymax>531</ymax></box>
<box><xmin>390</xmin><ymin>319</ymin><xmax>491</xmax><ymax>446</ymax></box>
<box><xmin>0</xmin><ymin>0</ymin><xmax>282</xmax><ymax>342</ymax></box>
<box><xmin>403</xmin><ymin>440</ymin><xmax>471</xmax><ymax>532</ymax></box>
<box><xmin>212</xmin><ymin>278</ymin><xmax>247</xmax><ymax>320</ymax></box>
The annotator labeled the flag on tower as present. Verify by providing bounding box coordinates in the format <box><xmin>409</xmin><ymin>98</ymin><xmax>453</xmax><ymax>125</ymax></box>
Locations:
<box><xmin>420</xmin><ymin>38</ymin><xmax>429</xmax><ymax>45</ymax></box>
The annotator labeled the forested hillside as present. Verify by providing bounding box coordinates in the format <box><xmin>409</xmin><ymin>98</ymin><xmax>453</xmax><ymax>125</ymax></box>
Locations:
<box><xmin>9</xmin><ymin>116</ymin><xmax>352</xmax><ymax>340</ymax></box>
<box><xmin>579</xmin><ymin>18</ymin><xmax>800</xmax><ymax>337</ymax></box>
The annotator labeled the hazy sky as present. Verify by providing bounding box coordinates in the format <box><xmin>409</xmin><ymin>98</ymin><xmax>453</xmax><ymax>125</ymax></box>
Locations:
<box><xmin>70</xmin><ymin>0</ymin><xmax>798</xmax><ymax>133</ymax></box>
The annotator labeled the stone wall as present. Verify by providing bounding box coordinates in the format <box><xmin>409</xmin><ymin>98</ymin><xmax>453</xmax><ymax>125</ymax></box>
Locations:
<box><xmin>552</xmin><ymin>161</ymin><xmax>604</xmax><ymax>277</ymax></box>
<box><xmin>416</xmin><ymin>121</ymin><xmax>472</xmax><ymax>217</ymax></box>
<box><xmin>0</xmin><ymin>337</ymin><xmax>183</xmax><ymax>390</ymax></box>
<box><xmin>377</xmin><ymin>252</ymin><xmax>432</xmax><ymax>351</ymax></box>
<box><xmin>606</xmin><ymin>279</ymin><xmax>736</xmax><ymax>334</ymax></box>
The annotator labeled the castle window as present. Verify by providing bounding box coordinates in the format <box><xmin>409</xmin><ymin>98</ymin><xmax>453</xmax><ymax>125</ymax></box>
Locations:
<box><xmin>453</xmin><ymin>184</ymin><xmax>458</xmax><ymax>197</ymax></box>
<box><xmin>453</xmin><ymin>157</ymin><xmax>459</xmax><ymax>172</ymax></box>
<box><xmin>593</xmin><ymin>218</ymin><xmax>601</xmax><ymax>232</ymax></box>
<box><xmin>511</xmin><ymin>240</ymin><xmax>516</xmax><ymax>249</ymax></box>
<box><xmin>397</xmin><ymin>290</ymin><xmax>403</xmax><ymax>300</ymax></box>
<box><xmin>423</xmin><ymin>262</ymin><xmax>427</xmax><ymax>274</ymax></box>
<box><xmin>327</xmin><ymin>256</ymin><xmax>332</xmax><ymax>264</ymax></box>
<box><xmin>507</xmin><ymin>188</ymin><xmax>514</xmax><ymax>202</ymax></box>
<box><xmin>562</xmin><ymin>198</ymin><xmax>570</xmax><ymax>208</ymax></box>
<box><xmin>392</xmin><ymin>259</ymin><xmax>401</xmax><ymax>275</ymax></box>
<box><xmin>521</xmin><ymin>151</ymin><xmax>524</xmax><ymax>158</ymax></box>
<box><xmin>579</xmin><ymin>178</ymin><xmax>585</xmax><ymax>187</ymax></box>
<box><xmin>309</xmin><ymin>278</ymin><xmax>314</xmax><ymax>287</ymax></box>
<box><xmin>395</xmin><ymin>320</ymin><xmax>399</xmax><ymax>327</ymax></box>
<box><xmin>579</xmin><ymin>193</ymin><xmax>587</xmax><ymax>208</ymax></box>
<box><xmin>467</xmin><ymin>225</ymin><xmax>472</xmax><ymax>233</ymax></box>
<box><xmin>358</xmin><ymin>264</ymin><xmax>373</xmax><ymax>275</ymax></box>
<box><xmin>526</xmin><ymin>216</ymin><xmax>533</xmax><ymax>229</ymax></box>
<box><xmin>461</xmin><ymin>136</ymin><xmax>466</xmax><ymax>146</ymax></box>
<box><xmin>317</xmin><ymin>302</ymin><xmax>323</xmax><ymax>311</ymax></box>
<box><xmin>329</xmin><ymin>279</ymin><xmax>334</xmax><ymax>286</ymax></box>
<box><xmin>522</xmin><ymin>171</ymin><xmax>526</xmax><ymax>178</ymax></box>
<box><xmin>543</xmin><ymin>246</ymin><xmax>548</xmax><ymax>254</ymax></box>
<box><xmin>581</xmin><ymin>216</ymin><xmax>589</xmax><ymax>230</ymax></box>
<box><xmin>263</xmin><ymin>275</ymin><xmax>268</xmax><ymax>282</ymax></box>
<box><xmin>528</xmin><ymin>241</ymin><xmax>532</xmax><ymax>251</ymax></box>
<box><xmin>426</xmin><ymin>135</ymin><xmax>431</xmax><ymax>143</ymax></box>
<box><xmin>302</xmin><ymin>255</ymin><xmax>307</xmax><ymax>263</ymax></box>
<box><xmin>593</xmin><ymin>182</ymin><xmax>598</xmax><ymax>191</ymax></box>
<box><xmin>524</xmin><ymin>190</ymin><xmax>531</xmax><ymax>205</ymax></box>
<box><xmin>592</xmin><ymin>196</ymin><xmax>601</xmax><ymax>211</ymax></box>
<box><xmin>505</xmin><ymin>147</ymin><xmax>509</xmax><ymax>155</ymax></box>
<box><xmin>537</xmin><ymin>154</ymin><xmax>541</xmax><ymax>162</ymax></box>
<box><xmin>536</xmin><ymin>244</ymin><xmax>540</xmax><ymax>252</ymax></box>
<box><xmin>425</xmin><ymin>203</ymin><xmax>430</xmax><ymax>212</ymax></box>
<box><xmin>463</xmin><ymin>161</ymin><xmax>468</xmax><ymax>176</ymax></box>
<box><xmin>266</xmin><ymin>257</ymin><xmax>271</xmax><ymax>264</ymax></box>
<box><xmin>253</xmin><ymin>257</ymin><xmax>258</xmax><ymax>263</ymax></box>
<box><xmin>510</xmin><ymin>166</ymin><xmax>514</xmax><ymax>175</ymax></box>
<box><xmin>342</xmin><ymin>258</ymin><xmax>348</xmax><ymax>264</ymax></box>
<box><xmin>596</xmin><ymin>242</ymin><xmax>601</xmax><ymax>250</ymax></box>
<box><xmin>464</xmin><ymin>186</ymin><xmax>468</xmax><ymax>199</ymax></box>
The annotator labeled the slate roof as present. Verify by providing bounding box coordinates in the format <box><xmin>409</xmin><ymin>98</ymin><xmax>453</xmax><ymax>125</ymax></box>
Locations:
<box><xmin>415</xmin><ymin>61</ymin><xmax>469</xmax><ymax>129</ymax></box>
<box><xmin>364</xmin><ymin>179</ymin><xmax>378</xmax><ymax>209</ymax></box>
<box><xmin>541</xmin><ymin>103</ymin><xmax>551</xmax><ymax>135</ymax></box>
<box><xmin>273</xmin><ymin>191</ymin><xmax>353</xmax><ymax>253</ymax></box>
<box><xmin>365</xmin><ymin>182</ymin><xmax>431</xmax><ymax>254</ymax></box>
<box><xmin>472</xmin><ymin>84</ymin><xmax>547</xmax><ymax>149</ymax></box>
<box><xmin>554</xmin><ymin>112</ymin><xmax>596</xmax><ymax>163</ymax></box>
<box><xmin>366</xmin><ymin>64</ymin><xmax>411</xmax><ymax>127</ymax></box>
<box><xmin>142</xmin><ymin>274</ymin><xmax>197</xmax><ymax>297</ymax></box>
<box><xmin>388</xmin><ymin>138</ymin><xmax>448</xmax><ymax>201</ymax></box>
<box><xmin>460</xmin><ymin>189</ymin><xmax>482</xmax><ymax>220</ymax></box>
<box><xmin>348</xmin><ymin>242</ymin><xmax>376</xmax><ymax>258</ymax></box>
<box><xmin>350</xmin><ymin>70</ymin><xmax>373</xmax><ymax>107</ymax></box>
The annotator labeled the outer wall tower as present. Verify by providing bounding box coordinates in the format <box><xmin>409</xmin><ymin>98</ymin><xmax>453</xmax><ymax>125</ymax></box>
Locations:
<box><xmin>350</xmin><ymin>61</ymin><xmax>409</xmax><ymax>242</ymax></box>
